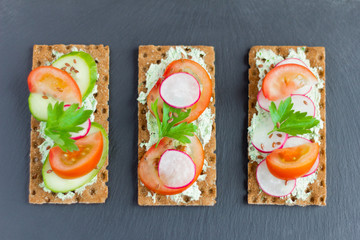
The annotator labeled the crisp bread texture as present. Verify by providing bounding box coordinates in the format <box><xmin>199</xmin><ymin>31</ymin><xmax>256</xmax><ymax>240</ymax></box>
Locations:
<box><xmin>138</xmin><ymin>45</ymin><xmax>216</xmax><ymax>206</ymax></box>
<box><xmin>248</xmin><ymin>46</ymin><xmax>326</xmax><ymax>206</ymax></box>
<box><xmin>29</xmin><ymin>44</ymin><xmax>110</xmax><ymax>204</ymax></box>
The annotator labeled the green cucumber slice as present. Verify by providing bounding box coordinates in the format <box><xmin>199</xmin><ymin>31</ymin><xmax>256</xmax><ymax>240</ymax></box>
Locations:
<box><xmin>28</xmin><ymin>93</ymin><xmax>57</xmax><ymax>121</ymax></box>
<box><xmin>42</xmin><ymin>122</ymin><xmax>108</xmax><ymax>193</ymax></box>
<box><xmin>52</xmin><ymin>52</ymin><xmax>97</xmax><ymax>100</ymax></box>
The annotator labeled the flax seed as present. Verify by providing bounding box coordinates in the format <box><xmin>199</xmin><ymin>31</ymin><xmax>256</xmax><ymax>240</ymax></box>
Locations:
<box><xmin>261</xmin><ymin>144</ymin><xmax>264</xmax><ymax>150</ymax></box>
<box><xmin>168</xmin><ymin>112</ymin><xmax>172</xmax><ymax>118</ymax></box>
<box><xmin>42</xmin><ymin>95</ymin><xmax>48</xmax><ymax>99</ymax></box>
<box><xmin>276</xmin><ymin>134</ymin><xmax>282</xmax><ymax>137</ymax></box>
<box><xmin>167</xmin><ymin>118</ymin><xmax>174</xmax><ymax>123</ymax></box>
<box><xmin>65</xmin><ymin>63</ymin><xmax>70</xmax><ymax>67</ymax></box>
<box><xmin>257</xmin><ymin>155</ymin><xmax>264</xmax><ymax>159</ymax></box>
<box><xmin>276</xmin><ymin>142</ymin><xmax>281</xmax><ymax>145</ymax></box>
<box><xmin>303</xmin><ymin>100</ymin><xmax>308</xmax><ymax>105</ymax></box>
<box><xmin>272</xmin><ymin>142</ymin><xmax>276</xmax><ymax>148</ymax></box>
<box><xmin>269</xmin><ymin>134</ymin><xmax>273</xmax><ymax>139</ymax></box>
<box><xmin>276</xmin><ymin>122</ymin><xmax>280</xmax><ymax>128</ymax></box>
<box><xmin>173</xmin><ymin>112</ymin><xmax>178</xmax><ymax>118</ymax></box>
<box><xmin>73</xmin><ymin>59</ymin><xmax>77</xmax><ymax>64</ymax></box>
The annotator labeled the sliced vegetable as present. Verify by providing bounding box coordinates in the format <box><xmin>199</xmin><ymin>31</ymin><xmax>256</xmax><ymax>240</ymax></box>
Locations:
<box><xmin>258</xmin><ymin>92</ymin><xmax>315</xmax><ymax>117</ymax></box>
<box><xmin>283</xmin><ymin>137</ymin><xmax>320</xmax><ymax>177</ymax></box>
<box><xmin>266</xmin><ymin>142</ymin><xmax>319</xmax><ymax>180</ymax></box>
<box><xmin>147</xmin><ymin>59</ymin><xmax>212</xmax><ymax>123</ymax></box>
<box><xmin>28</xmin><ymin>66</ymin><xmax>82</xmax><ymax>105</ymax></box>
<box><xmin>274</xmin><ymin>58</ymin><xmax>308</xmax><ymax>68</ymax></box>
<box><xmin>256</xmin><ymin>159</ymin><xmax>296</xmax><ymax>197</ymax></box>
<box><xmin>52</xmin><ymin>52</ymin><xmax>97</xmax><ymax>100</ymax></box>
<box><xmin>251</xmin><ymin>114</ymin><xmax>288</xmax><ymax>153</ymax></box>
<box><xmin>138</xmin><ymin>136</ymin><xmax>204</xmax><ymax>195</ymax></box>
<box><xmin>262</xmin><ymin>64</ymin><xmax>317</xmax><ymax>101</ymax></box>
<box><xmin>158</xmin><ymin>150</ymin><xmax>196</xmax><ymax>189</ymax></box>
<box><xmin>257</xmin><ymin>89</ymin><xmax>281</xmax><ymax>112</ymax></box>
<box><xmin>49</xmin><ymin>130</ymin><xmax>103</xmax><ymax>179</ymax></box>
<box><xmin>43</xmin><ymin>122</ymin><xmax>108</xmax><ymax>193</ymax></box>
<box><xmin>64</xmin><ymin>104</ymin><xmax>91</xmax><ymax>140</ymax></box>
<box><xmin>28</xmin><ymin>93</ymin><xmax>58</xmax><ymax>121</ymax></box>
<box><xmin>159</xmin><ymin>73</ymin><xmax>200</xmax><ymax>108</ymax></box>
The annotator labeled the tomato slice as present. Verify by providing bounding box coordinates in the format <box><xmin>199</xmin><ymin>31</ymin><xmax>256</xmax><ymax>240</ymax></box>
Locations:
<box><xmin>262</xmin><ymin>64</ymin><xmax>317</xmax><ymax>101</ymax></box>
<box><xmin>28</xmin><ymin>66</ymin><xmax>82</xmax><ymax>104</ymax></box>
<box><xmin>49</xmin><ymin>131</ymin><xmax>103</xmax><ymax>179</ymax></box>
<box><xmin>266</xmin><ymin>142</ymin><xmax>319</xmax><ymax>180</ymax></box>
<box><xmin>147</xmin><ymin>59</ymin><xmax>212</xmax><ymax>123</ymax></box>
<box><xmin>138</xmin><ymin>136</ymin><xmax>204</xmax><ymax>195</ymax></box>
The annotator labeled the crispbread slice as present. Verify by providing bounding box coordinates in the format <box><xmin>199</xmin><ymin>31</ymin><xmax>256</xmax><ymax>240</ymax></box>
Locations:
<box><xmin>248</xmin><ymin>46</ymin><xmax>326</xmax><ymax>206</ymax></box>
<box><xmin>29</xmin><ymin>44</ymin><xmax>110</xmax><ymax>204</ymax></box>
<box><xmin>138</xmin><ymin>45</ymin><xmax>216</xmax><ymax>206</ymax></box>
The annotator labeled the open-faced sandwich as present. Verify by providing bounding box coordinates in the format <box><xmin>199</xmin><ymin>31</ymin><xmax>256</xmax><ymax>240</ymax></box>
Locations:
<box><xmin>248</xmin><ymin>46</ymin><xmax>326</xmax><ymax>206</ymax></box>
<box><xmin>137</xmin><ymin>45</ymin><xmax>216</xmax><ymax>206</ymax></box>
<box><xmin>28</xmin><ymin>44</ymin><xmax>109</xmax><ymax>204</ymax></box>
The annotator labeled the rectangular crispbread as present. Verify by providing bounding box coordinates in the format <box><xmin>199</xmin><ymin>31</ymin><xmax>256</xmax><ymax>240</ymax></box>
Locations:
<box><xmin>138</xmin><ymin>45</ymin><xmax>216</xmax><ymax>206</ymax></box>
<box><xmin>29</xmin><ymin>44</ymin><xmax>110</xmax><ymax>204</ymax></box>
<box><xmin>248</xmin><ymin>46</ymin><xmax>326</xmax><ymax>206</ymax></box>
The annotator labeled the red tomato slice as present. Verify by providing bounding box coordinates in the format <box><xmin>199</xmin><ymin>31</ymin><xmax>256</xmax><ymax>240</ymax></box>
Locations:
<box><xmin>28</xmin><ymin>66</ymin><xmax>82</xmax><ymax>104</ymax></box>
<box><xmin>266</xmin><ymin>142</ymin><xmax>319</xmax><ymax>180</ymax></box>
<box><xmin>262</xmin><ymin>64</ymin><xmax>317</xmax><ymax>101</ymax></box>
<box><xmin>49</xmin><ymin>131</ymin><xmax>103</xmax><ymax>179</ymax></box>
<box><xmin>138</xmin><ymin>136</ymin><xmax>204</xmax><ymax>195</ymax></box>
<box><xmin>147</xmin><ymin>59</ymin><xmax>212</xmax><ymax>123</ymax></box>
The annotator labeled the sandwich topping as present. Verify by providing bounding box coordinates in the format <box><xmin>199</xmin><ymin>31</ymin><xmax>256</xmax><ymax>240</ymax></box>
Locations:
<box><xmin>138</xmin><ymin>47</ymin><xmax>214</xmax><ymax>203</ymax></box>
<box><xmin>248</xmin><ymin>47</ymin><xmax>324</xmax><ymax>204</ymax></box>
<box><xmin>28</xmin><ymin>48</ymin><xmax>108</xmax><ymax>200</ymax></box>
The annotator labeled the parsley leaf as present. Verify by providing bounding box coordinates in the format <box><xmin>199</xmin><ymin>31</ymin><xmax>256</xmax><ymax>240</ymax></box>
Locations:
<box><xmin>45</xmin><ymin>102</ymin><xmax>93</xmax><ymax>152</ymax></box>
<box><xmin>151</xmin><ymin>99</ymin><xmax>198</xmax><ymax>147</ymax></box>
<box><xmin>268</xmin><ymin>97</ymin><xmax>320</xmax><ymax>136</ymax></box>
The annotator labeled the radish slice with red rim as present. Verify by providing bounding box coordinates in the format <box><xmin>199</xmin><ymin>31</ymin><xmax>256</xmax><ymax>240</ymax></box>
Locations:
<box><xmin>256</xmin><ymin>159</ymin><xmax>296</xmax><ymax>197</ymax></box>
<box><xmin>290</xmin><ymin>95</ymin><xmax>315</xmax><ymax>117</ymax></box>
<box><xmin>257</xmin><ymin>89</ymin><xmax>281</xmax><ymax>112</ymax></box>
<box><xmin>159</xmin><ymin>72</ymin><xmax>201</xmax><ymax>109</ymax></box>
<box><xmin>275</xmin><ymin>58</ymin><xmax>312</xmax><ymax>95</ymax></box>
<box><xmin>257</xmin><ymin>91</ymin><xmax>315</xmax><ymax>117</ymax></box>
<box><xmin>158</xmin><ymin>149</ymin><xmax>196</xmax><ymax>189</ymax></box>
<box><xmin>283</xmin><ymin>136</ymin><xmax>320</xmax><ymax>177</ymax></box>
<box><xmin>251</xmin><ymin>114</ymin><xmax>288</xmax><ymax>153</ymax></box>
<box><xmin>64</xmin><ymin>104</ymin><xmax>91</xmax><ymax>140</ymax></box>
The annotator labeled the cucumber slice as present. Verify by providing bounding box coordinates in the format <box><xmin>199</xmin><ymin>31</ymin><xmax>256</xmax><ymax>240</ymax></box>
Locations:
<box><xmin>28</xmin><ymin>93</ymin><xmax>57</xmax><ymax>121</ymax></box>
<box><xmin>52</xmin><ymin>52</ymin><xmax>97</xmax><ymax>100</ymax></box>
<box><xmin>43</xmin><ymin>122</ymin><xmax>108</xmax><ymax>193</ymax></box>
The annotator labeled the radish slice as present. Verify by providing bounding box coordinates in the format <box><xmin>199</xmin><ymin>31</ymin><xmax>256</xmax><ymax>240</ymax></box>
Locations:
<box><xmin>256</xmin><ymin>159</ymin><xmax>296</xmax><ymax>197</ymax></box>
<box><xmin>257</xmin><ymin>90</ymin><xmax>281</xmax><ymax>112</ymax></box>
<box><xmin>275</xmin><ymin>58</ymin><xmax>308</xmax><ymax>68</ymax></box>
<box><xmin>257</xmin><ymin>91</ymin><xmax>315</xmax><ymax>117</ymax></box>
<box><xmin>158</xmin><ymin>150</ymin><xmax>196</xmax><ymax>189</ymax></box>
<box><xmin>291</xmin><ymin>95</ymin><xmax>315</xmax><ymax>117</ymax></box>
<box><xmin>64</xmin><ymin>104</ymin><xmax>91</xmax><ymax>140</ymax></box>
<box><xmin>159</xmin><ymin>73</ymin><xmax>200</xmax><ymax>108</ymax></box>
<box><xmin>283</xmin><ymin>136</ymin><xmax>320</xmax><ymax>177</ymax></box>
<box><xmin>275</xmin><ymin>58</ymin><xmax>312</xmax><ymax>95</ymax></box>
<box><xmin>251</xmin><ymin>114</ymin><xmax>288</xmax><ymax>153</ymax></box>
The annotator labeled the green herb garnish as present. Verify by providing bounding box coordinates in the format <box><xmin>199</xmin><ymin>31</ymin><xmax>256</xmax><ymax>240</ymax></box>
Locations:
<box><xmin>268</xmin><ymin>97</ymin><xmax>320</xmax><ymax>136</ymax></box>
<box><xmin>151</xmin><ymin>99</ymin><xmax>198</xmax><ymax>147</ymax></box>
<box><xmin>44</xmin><ymin>102</ymin><xmax>92</xmax><ymax>152</ymax></box>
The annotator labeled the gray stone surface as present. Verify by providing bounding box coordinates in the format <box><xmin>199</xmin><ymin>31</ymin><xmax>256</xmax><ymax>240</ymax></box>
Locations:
<box><xmin>0</xmin><ymin>0</ymin><xmax>359</xmax><ymax>239</ymax></box>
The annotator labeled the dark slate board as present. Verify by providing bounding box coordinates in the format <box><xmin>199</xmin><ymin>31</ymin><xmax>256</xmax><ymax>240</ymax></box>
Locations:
<box><xmin>0</xmin><ymin>0</ymin><xmax>359</xmax><ymax>239</ymax></box>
